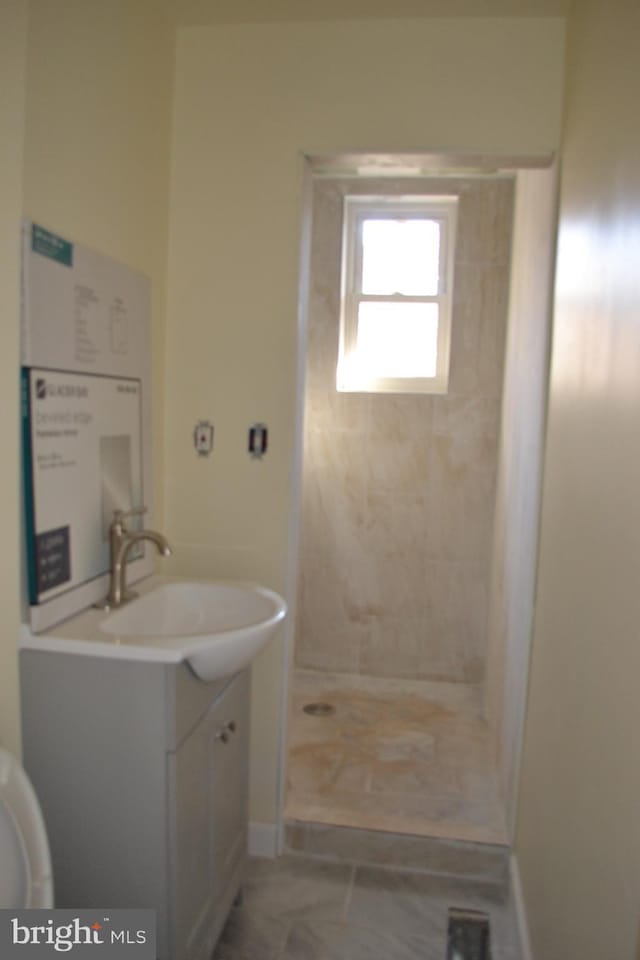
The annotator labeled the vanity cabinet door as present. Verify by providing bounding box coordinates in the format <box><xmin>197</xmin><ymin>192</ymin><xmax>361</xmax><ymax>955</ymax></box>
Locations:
<box><xmin>209</xmin><ymin>668</ymin><xmax>250</xmax><ymax>904</ymax></box>
<box><xmin>170</xmin><ymin>669</ymin><xmax>250</xmax><ymax>960</ymax></box>
<box><xmin>171</xmin><ymin>703</ymin><xmax>212</xmax><ymax>959</ymax></box>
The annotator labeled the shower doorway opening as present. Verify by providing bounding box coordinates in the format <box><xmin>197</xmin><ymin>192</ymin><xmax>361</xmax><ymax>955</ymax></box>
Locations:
<box><xmin>282</xmin><ymin>152</ymin><xmax>557</xmax><ymax>851</ymax></box>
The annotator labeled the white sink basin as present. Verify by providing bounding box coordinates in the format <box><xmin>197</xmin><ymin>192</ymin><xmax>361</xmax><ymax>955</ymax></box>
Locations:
<box><xmin>20</xmin><ymin>577</ymin><xmax>287</xmax><ymax>682</ymax></box>
<box><xmin>101</xmin><ymin>581</ymin><xmax>286</xmax><ymax>680</ymax></box>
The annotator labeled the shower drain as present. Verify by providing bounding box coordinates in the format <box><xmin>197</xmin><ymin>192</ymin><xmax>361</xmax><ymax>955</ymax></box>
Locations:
<box><xmin>302</xmin><ymin>702</ymin><xmax>336</xmax><ymax>717</ymax></box>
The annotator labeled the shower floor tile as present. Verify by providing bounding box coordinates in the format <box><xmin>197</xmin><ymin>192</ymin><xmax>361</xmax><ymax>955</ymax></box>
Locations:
<box><xmin>285</xmin><ymin>670</ymin><xmax>507</xmax><ymax>845</ymax></box>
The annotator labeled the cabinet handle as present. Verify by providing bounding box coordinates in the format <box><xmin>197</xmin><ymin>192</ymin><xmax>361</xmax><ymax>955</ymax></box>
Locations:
<box><xmin>225</xmin><ymin>720</ymin><xmax>237</xmax><ymax>734</ymax></box>
<box><xmin>215</xmin><ymin>729</ymin><xmax>230</xmax><ymax>744</ymax></box>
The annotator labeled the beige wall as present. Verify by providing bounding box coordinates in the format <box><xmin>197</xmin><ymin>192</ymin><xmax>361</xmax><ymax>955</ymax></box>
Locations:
<box><xmin>297</xmin><ymin>176</ymin><xmax>513</xmax><ymax>683</ymax></box>
<box><xmin>165</xmin><ymin>17</ymin><xmax>564</xmax><ymax>824</ymax></box>
<box><xmin>0</xmin><ymin>0</ymin><xmax>28</xmax><ymax>756</ymax></box>
<box><xmin>516</xmin><ymin>2</ymin><xmax>640</xmax><ymax>957</ymax></box>
<box><xmin>23</xmin><ymin>0</ymin><xmax>175</xmax><ymax>523</ymax></box>
<box><xmin>168</xmin><ymin>0</ymin><xmax>571</xmax><ymax>25</ymax></box>
<box><xmin>0</xmin><ymin>0</ymin><xmax>174</xmax><ymax>755</ymax></box>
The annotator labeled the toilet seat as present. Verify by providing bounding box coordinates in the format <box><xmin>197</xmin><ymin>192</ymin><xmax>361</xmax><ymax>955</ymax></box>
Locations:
<box><xmin>0</xmin><ymin>747</ymin><xmax>53</xmax><ymax>908</ymax></box>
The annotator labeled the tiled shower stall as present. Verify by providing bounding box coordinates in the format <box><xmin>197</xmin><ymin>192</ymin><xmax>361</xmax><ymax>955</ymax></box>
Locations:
<box><xmin>286</xmin><ymin>175</ymin><xmax>515</xmax><ymax>844</ymax></box>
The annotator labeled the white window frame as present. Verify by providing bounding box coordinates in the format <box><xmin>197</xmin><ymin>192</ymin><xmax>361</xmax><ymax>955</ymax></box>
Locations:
<box><xmin>337</xmin><ymin>194</ymin><xmax>458</xmax><ymax>394</ymax></box>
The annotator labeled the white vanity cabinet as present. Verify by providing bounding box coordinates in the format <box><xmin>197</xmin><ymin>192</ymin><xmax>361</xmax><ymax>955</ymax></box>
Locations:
<box><xmin>20</xmin><ymin>651</ymin><xmax>250</xmax><ymax>960</ymax></box>
<box><xmin>171</xmin><ymin>669</ymin><xmax>249</xmax><ymax>959</ymax></box>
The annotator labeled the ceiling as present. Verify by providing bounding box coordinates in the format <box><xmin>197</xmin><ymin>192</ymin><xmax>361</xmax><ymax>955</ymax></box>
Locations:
<box><xmin>166</xmin><ymin>0</ymin><xmax>570</xmax><ymax>27</ymax></box>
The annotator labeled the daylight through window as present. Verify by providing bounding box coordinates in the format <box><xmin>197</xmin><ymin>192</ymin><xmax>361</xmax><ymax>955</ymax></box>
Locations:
<box><xmin>337</xmin><ymin>194</ymin><xmax>458</xmax><ymax>393</ymax></box>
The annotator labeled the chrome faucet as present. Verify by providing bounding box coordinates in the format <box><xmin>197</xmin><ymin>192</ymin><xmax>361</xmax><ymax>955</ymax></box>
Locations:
<box><xmin>105</xmin><ymin>507</ymin><xmax>172</xmax><ymax>608</ymax></box>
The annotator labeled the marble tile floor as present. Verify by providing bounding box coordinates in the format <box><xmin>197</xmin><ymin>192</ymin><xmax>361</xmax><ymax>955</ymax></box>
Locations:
<box><xmin>285</xmin><ymin>671</ymin><xmax>507</xmax><ymax>845</ymax></box>
<box><xmin>213</xmin><ymin>854</ymin><xmax>521</xmax><ymax>960</ymax></box>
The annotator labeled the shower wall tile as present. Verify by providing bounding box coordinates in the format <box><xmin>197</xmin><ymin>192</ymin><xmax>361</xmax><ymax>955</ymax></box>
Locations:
<box><xmin>425</xmin><ymin>432</ymin><xmax>499</xmax><ymax>565</ymax></box>
<box><xmin>422</xmin><ymin>560</ymin><xmax>488</xmax><ymax>683</ymax></box>
<box><xmin>368</xmin><ymin>394</ymin><xmax>434</xmax><ymax>441</ymax></box>
<box><xmin>449</xmin><ymin>261</ymin><xmax>510</xmax><ymax>398</ymax></box>
<box><xmin>296</xmin><ymin>177</ymin><xmax>513</xmax><ymax>683</ymax></box>
<box><xmin>305</xmin><ymin>390</ymin><xmax>371</xmax><ymax>433</ymax></box>
<box><xmin>295</xmin><ymin>620</ymin><xmax>362</xmax><ymax>675</ymax></box>
<box><xmin>456</xmin><ymin>179</ymin><xmax>515</xmax><ymax>266</ymax></box>
<box><xmin>431</xmin><ymin>395</ymin><xmax>501</xmax><ymax>441</ymax></box>
<box><xmin>366</xmin><ymin>435</ymin><xmax>431</xmax><ymax>500</ymax></box>
<box><xmin>359</xmin><ymin>618</ymin><xmax>427</xmax><ymax>679</ymax></box>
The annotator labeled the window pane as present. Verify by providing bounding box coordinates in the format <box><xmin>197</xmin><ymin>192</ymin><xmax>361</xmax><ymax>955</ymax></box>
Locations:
<box><xmin>361</xmin><ymin>219</ymin><xmax>440</xmax><ymax>296</ymax></box>
<box><xmin>356</xmin><ymin>301</ymin><xmax>439</xmax><ymax>378</ymax></box>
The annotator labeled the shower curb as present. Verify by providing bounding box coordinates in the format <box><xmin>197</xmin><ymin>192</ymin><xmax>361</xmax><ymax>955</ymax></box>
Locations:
<box><xmin>284</xmin><ymin>820</ymin><xmax>510</xmax><ymax>887</ymax></box>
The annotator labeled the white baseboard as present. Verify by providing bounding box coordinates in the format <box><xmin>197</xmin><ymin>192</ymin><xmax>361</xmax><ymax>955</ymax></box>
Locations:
<box><xmin>248</xmin><ymin>821</ymin><xmax>278</xmax><ymax>858</ymax></box>
<box><xmin>510</xmin><ymin>853</ymin><xmax>533</xmax><ymax>960</ymax></box>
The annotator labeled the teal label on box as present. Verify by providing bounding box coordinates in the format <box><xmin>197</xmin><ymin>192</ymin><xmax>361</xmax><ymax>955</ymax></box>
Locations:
<box><xmin>31</xmin><ymin>223</ymin><xmax>73</xmax><ymax>266</ymax></box>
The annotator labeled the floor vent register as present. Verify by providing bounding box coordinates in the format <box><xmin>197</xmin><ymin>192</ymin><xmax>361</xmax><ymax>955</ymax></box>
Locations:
<box><xmin>446</xmin><ymin>908</ymin><xmax>491</xmax><ymax>960</ymax></box>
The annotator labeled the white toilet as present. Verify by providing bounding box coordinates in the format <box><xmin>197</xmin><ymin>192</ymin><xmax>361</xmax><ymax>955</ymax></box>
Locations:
<box><xmin>0</xmin><ymin>746</ymin><xmax>53</xmax><ymax>908</ymax></box>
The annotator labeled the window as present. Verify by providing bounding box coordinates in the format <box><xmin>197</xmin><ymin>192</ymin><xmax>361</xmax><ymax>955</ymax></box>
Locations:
<box><xmin>337</xmin><ymin>194</ymin><xmax>458</xmax><ymax>393</ymax></box>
